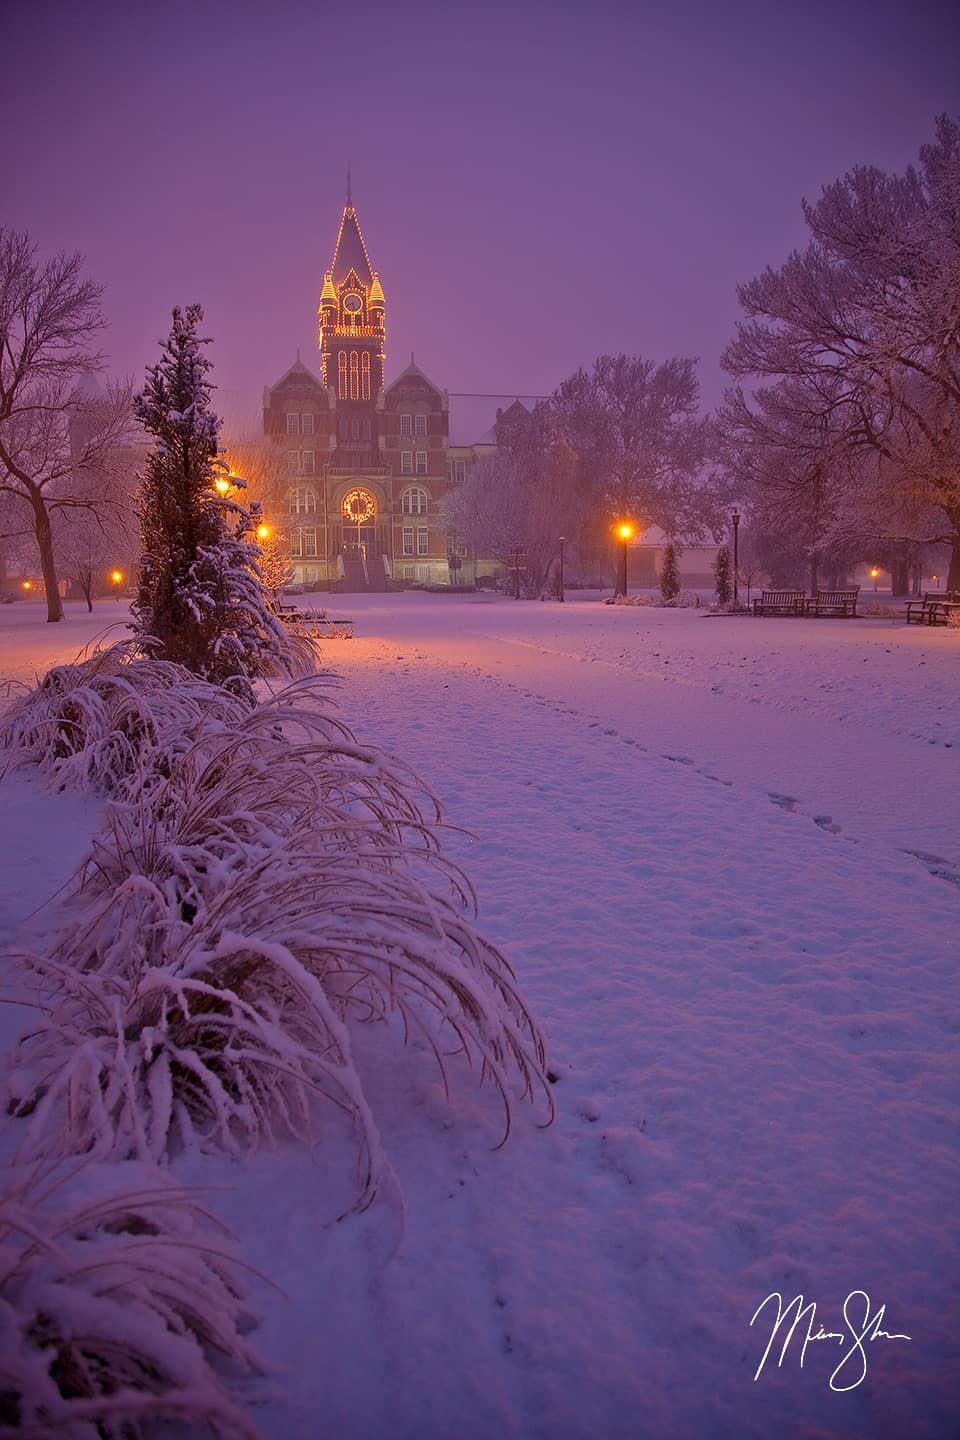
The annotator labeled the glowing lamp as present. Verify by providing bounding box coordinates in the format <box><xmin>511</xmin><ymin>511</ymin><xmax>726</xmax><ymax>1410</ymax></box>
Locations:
<box><xmin>257</xmin><ymin>524</ymin><xmax>270</xmax><ymax>540</ymax></box>
<box><xmin>22</xmin><ymin>580</ymin><xmax>32</xmax><ymax>591</ymax></box>
<box><xmin>613</xmin><ymin>520</ymin><xmax>635</xmax><ymax>597</ymax></box>
<box><xmin>214</xmin><ymin>477</ymin><xmax>231</xmax><ymax>495</ymax></box>
<box><xmin>869</xmin><ymin>567</ymin><xmax>879</xmax><ymax>579</ymax></box>
<box><xmin>111</xmin><ymin>570</ymin><xmax>123</xmax><ymax>584</ymax></box>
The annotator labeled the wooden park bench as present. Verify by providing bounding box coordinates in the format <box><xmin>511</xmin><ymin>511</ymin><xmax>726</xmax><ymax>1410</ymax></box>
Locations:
<box><xmin>804</xmin><ymin>587</ymin><xmax>860</xmax><ymax>618</ymax></box>
<box><xmin>906</xmin><ymin>591</ymin><xmax>960</xmax><ymax>625</ymax></box>
<box><xmin>274</xmin><ymin>604</ymin><xmax>353</xmax><ymax>635</ymax></box>
<box><xmin>753</xmin><ymin>589</ymin><xmax>806</xmax><ymax>617</ymax></box>
<box><xmin>274</xmin><ymin>603</ymin><xmax>304</xmax><ymax>626</ymax></box>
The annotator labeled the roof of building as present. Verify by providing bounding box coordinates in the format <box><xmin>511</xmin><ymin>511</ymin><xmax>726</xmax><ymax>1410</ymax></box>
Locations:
<box><xmin>385</xmin><ymin>356</ymin><xmax>445</xmax><ymax>398</ymax></box>
<box><xmin>263</xmin><ymin>356</ymin><xmax>324</xmax><ymax>398</ymax></box>
<box><xmin>331</xmin><ymin>205</ymin><xmax>374</xmax><ymax>288</ymax></box>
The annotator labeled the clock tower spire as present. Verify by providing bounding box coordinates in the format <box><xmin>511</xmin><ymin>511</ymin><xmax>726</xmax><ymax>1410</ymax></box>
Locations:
<box><xmin>318</xmin><ymin>189</ymin><xmax>385</xmax><ymax>464</ymax></box>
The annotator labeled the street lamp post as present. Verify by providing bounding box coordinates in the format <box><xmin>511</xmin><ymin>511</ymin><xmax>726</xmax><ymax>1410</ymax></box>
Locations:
<box><xmin>111</xmin><ymin>569</ymin><xmax>123</xmax><ymax>601</ymax></box>
<box><xmin>558</xmin><ymin>536</ymin><xmax>565</xmax><ymax>603</ymax></box>
<box><xmin>613</xmin><ymin>521</ymin><xmax>634</xmax><ymax>597</ymax></box>
<box><xmin>732</xmin><ymin>510</ymin><xmax>740</xmax><ymax>609</ymax></box>
<box><xmin>870</xmin><ymin>566</ymin><xmax>879</xmax><ymax>592</ymax></box>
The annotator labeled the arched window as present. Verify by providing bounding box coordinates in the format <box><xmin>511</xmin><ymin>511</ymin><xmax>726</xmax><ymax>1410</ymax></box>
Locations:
<box><xmin>401</xmin><ymin>486</ymin><xmax>429</xmax><ymax>516</ymax></box>
<box><xmin>288</xmin><ymin>487</ymin><xmax>317</xmax><ymax>516</ymax></box>
<box><xmin>349</xmin><ymin>350</ymin><xmax>360</xmax><ymax>400</ymax></box>
<box><xmin>337</xmin><ymin>350</ymin><xmax>347</xmax><ymax>399</ymax></box>
<box><xmin>361</xmin><ymin>351</ymin><xmax>371</xmax><ymax>399</ymax></box>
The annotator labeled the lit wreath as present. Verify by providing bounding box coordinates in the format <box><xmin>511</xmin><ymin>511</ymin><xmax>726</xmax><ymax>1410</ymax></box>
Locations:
<box><xmin>342</xmin><ymin>488</ymin><xmax>377</xmax><ymax>523</ymax></box>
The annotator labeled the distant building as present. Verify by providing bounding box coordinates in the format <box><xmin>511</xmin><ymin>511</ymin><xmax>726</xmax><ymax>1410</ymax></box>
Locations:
<box><xmin>263</xmin><ymin>194</ymin><xmax>462</xmax><ymax>590</ymax></box>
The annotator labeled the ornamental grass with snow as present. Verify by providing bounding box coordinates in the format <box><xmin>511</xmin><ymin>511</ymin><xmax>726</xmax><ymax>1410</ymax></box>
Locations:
<box><xmin>0</xmin><ymin>1163</ymin><xmax>264</xmax><ymax>1439</ymax></box>
<box><xmin>2</xmin><ymin>646</ymin><xmax>552</xmax><ymax>1211</ymax></box>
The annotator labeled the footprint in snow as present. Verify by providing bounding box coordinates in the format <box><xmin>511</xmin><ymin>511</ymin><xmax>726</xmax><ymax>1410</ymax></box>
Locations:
<box><xmin>813</xmin><ymin>814</ymin><xmax>842</xmax><ymax>835</ymax></box>
<box><xmin>901</xmin><ymin>848</ymin><xmax>960</xmax><ymax>890</ymax></box>
<box><xmin>768</xmin><ymin>792</ymin><xmax>799</xmax><ymax>812</ymax></box>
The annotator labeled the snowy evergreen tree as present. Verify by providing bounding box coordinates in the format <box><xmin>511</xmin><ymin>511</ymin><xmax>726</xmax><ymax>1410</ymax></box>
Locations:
<box><xmin>714</xmin><ymin>544</ymin><xmax>732</xmax><ymax>606</ymax></box>
<box><xmin>660</xmin><ymin>542</ymin><xmax>680</xmax><ymax>604</ymax></box>
<box><xmin>132</xmin><ymin>306</ymin><xmax>292</xmax><ymax>683</ymax></box>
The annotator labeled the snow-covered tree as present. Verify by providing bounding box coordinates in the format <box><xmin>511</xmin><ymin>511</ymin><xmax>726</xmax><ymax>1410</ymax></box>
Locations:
<box><xmin>553</xmin><ymin>354</ymin><xmax>720</xmax><ymax>541</ymax></box>
<box><xmin>132</xmin><ymin>306</ymin><xmax>293</xmax><ymax>681</ymax></box>
<box><xmin>723</xmin><ymin>115</ymin><xmax>960</xmax><ymax>588</ymax></box>
<box><xmin>0</xmin><ymin>229</ymin><xmax>132</xmax><ymax>621</ymax></box>
<box><xmin>660</xmin><ymin>542</ymin><xmax>680</xmax><ymax>604</ymax></box>
<box><xmin>714</xmin><ymin>545</ymin><xmax>732</xmax><ymax>606</ymax></box>
<box><xmin>54</xmin><ymin>433</ymin><xmax>140</xmax><ymax>609</ymax></box>
<box><xmin>721</xmin><ymin>376</ymin><xmax>859</xmax><ymax>593</ymax></box>
<box><xmin>219</xmin><ymin>434</ymin><xmax>294</xmax><ymax>599</ymax></box>
<box><xmin>444</xmin><ymin>404</ymin><xmax>583</xmax><ymax>595</ymax></box>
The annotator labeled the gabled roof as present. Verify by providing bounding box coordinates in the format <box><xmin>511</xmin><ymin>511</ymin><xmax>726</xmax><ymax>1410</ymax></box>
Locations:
<box><xmin>264</xmin><ymin>356</ymin><xmax>324</xmax><ymax>397</ymax></box>
<box><xmin>385</xmin><ymin>357</ymin><xmax>444</xmax><ymax>397</ymax></box>
<box><xmin>331</xmin><ymin>206</ymin><xmax>374</xmax><ymax>288</ymax></box>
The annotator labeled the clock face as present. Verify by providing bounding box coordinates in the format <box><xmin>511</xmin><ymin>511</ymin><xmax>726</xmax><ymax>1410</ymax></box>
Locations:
<box><xmin>343</xmin><ymin>293</ymin><xmax>362</xmax><ymax>314</ymax></box>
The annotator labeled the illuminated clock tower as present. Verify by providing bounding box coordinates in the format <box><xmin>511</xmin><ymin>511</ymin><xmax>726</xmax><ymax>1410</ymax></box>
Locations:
<box><xmin>263</xmin><ymin>181</ymin><xmax>458</xmax><ymax>592</ymax></box>
<box><xmin>318</xmin><ymin>183</ymin><xmax>385</xmax><ymax>467</ymax></box>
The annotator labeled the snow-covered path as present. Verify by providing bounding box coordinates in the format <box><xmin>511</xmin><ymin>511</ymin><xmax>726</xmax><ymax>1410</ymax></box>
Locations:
<box><xmin>229</xmin><ymin>598</ymin><xmax>956</xmax><ymax>1440</ymax></box>
<box><xmin>1</xmin><ymin>596</ymin><xmax>958</xmax><ymax>1439</ymax></box>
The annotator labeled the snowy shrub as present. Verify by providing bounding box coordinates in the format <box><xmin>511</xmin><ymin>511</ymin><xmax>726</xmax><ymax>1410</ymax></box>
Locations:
<box><xmin>713</xmin><ymin>545</ymin><xmax>732</xmax><ymax>607</ymax></box>
<box><xmin>602</xmin><ymin>594</ymin><xmax>656</xmax><ymax>607</ymax></box>
<box><xmin>0</xmin><ymin>642</ymin><xmax>255</xmax><ymax>797</ymax></box>
<box><xmin>4</xmin><ymin>675</ymin><xmax>551</xmax><ymax>1207</ymax></box>
<box><xmin>0</xmin><ymin>643</ymin><xmax>323</xmax><ymax>799</ymax></box>
<box><xmin>0</xmin><ymin>1163</ymin><xmax>263</xmax><ymax>1438</ymax></box>
<box><xmin>947</xmin><ymin>608</ymin><xmax>960</xmax><ymax>630</ymax></box>
<box><xmin>659</xmin><ymin>543</ymin><xmax>681</xmax><ymax>604</ymax></box>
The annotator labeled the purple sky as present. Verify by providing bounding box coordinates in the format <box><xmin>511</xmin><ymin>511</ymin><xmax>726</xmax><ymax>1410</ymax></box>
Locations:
<box><xmin>5</xmin><ymin>0</ymin><xmax>958</xmax><ymax>442</ymax></box>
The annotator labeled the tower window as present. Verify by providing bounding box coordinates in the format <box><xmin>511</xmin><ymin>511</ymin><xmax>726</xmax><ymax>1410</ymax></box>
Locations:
<box><xmin>361</xmin><ymin>351</ymin><xmax>371</xmax><ymax>400</ymax></box>
<box><xmin>400</xmin><ymin>413</ymin><xmax>412</xmax><ymax>436</ymax></box>
<box><xmin>415</xmin><ymin>451</ymin><xmax>428</xmax><ymax>475</ymax></box>
<box><xmin>414</xmin><ymin>414</ymin><xmax>427</xmax><ymax>437</ymax></box>
<box><xmin>351</xmin><ymin>419</ymin><xmax>360</xmax><ymax>441</ymax></box>
<box><xmin>349</xmin><ymin>351</ymin><xmax>360</xmax><ymax>400</ymax></box>
<box><xmin>338</xmin><ymin>351</ymin><xmax>347</xmax><ymax>399</ymax></box>
<box><xmin>401</xmin><ymin>486</ymin><xmax>428</xmax><ymax>515</ymax></box>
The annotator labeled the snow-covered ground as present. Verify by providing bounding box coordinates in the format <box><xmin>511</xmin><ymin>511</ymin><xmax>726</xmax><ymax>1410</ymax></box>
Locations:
<box><xmin>1</xmin><ymin>595</ymin><xmax>958</xmax><ymax>1439</ymax></box>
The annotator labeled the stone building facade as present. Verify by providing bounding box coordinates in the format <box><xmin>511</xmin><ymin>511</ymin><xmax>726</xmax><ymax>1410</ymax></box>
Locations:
<box><xmin>262</xmin><ymin>197</ymin><xmax>459</xmax><ymax>589</ymax></box>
